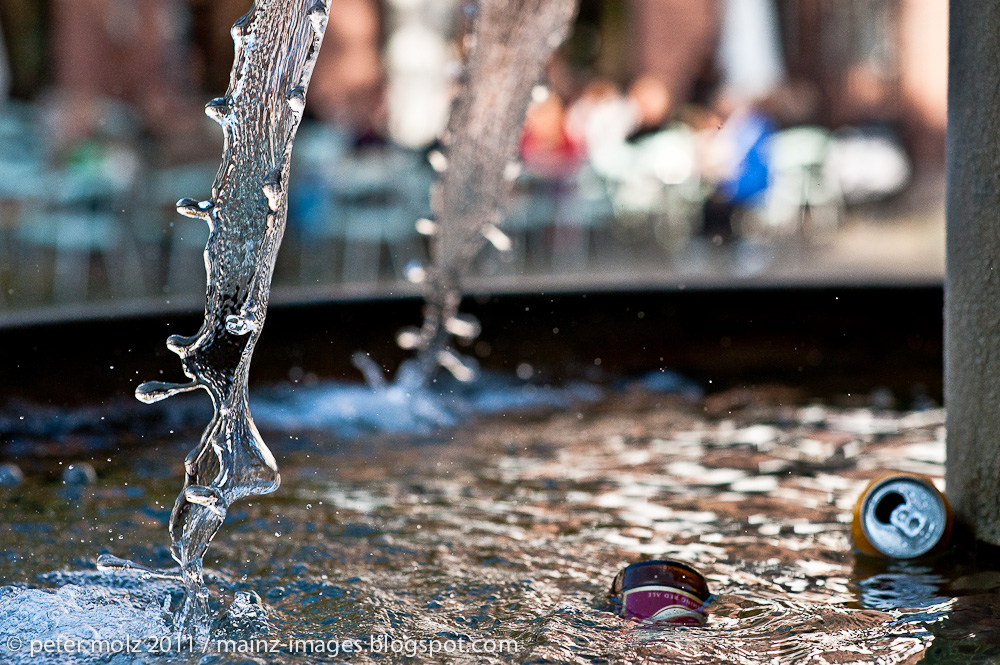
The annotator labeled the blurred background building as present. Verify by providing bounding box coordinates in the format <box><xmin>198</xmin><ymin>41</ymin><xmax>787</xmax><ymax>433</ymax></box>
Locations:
<box><xmin>0</xmin><ymin>0</ymin><xmax>946</xmax><ymax>317</ymax></box>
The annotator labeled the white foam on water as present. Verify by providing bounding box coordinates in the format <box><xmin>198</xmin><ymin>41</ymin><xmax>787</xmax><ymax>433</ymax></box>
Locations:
<box><xmin>0</xmin><ymin>583</ymin><xmax>172</xmax><ymax>665</ymax></box>
<box><xmin>253</xmin><ymin>373</ymin><xmax>604</xmax><ymax>435</ymax></box>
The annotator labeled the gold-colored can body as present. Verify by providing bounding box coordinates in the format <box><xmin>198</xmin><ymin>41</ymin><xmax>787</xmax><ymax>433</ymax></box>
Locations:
<box><xmin>851</xmin><ymin>472</ymin><xmax>953</xmax><ymax>559</ymax></box>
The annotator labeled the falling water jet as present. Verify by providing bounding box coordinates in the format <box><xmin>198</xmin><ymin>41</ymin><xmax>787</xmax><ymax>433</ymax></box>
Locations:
<box><xmin>360</xmin><ymin>0</ymin><xmax>578</xmax><ymax>396</ymax></box>
<box><xmin>97</xmin><ymin>0</ymin><xmax>328</xmax><ymax>638</ymax></box>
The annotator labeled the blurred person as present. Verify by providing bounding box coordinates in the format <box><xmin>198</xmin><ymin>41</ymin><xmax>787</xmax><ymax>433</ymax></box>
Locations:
<box><xmin>561</xmin><ymin>78</ymin><xmax>641</xmax><ymax>238</ymax></box>
<box><xmin>384</xmin><ymin>21</ymin><xmax>450</xmax><ymax>149</ymax></box>
<box><xmin>716</xmin><ymin>0</ymin><xmax>784</xmax><ymax>102</ymax></box>
<box><xmin>626</xmin><ymin>75</ymin><xmax>671</xmax><ymax>139</ymax></box>
<box><xmin>565</xmin><ymin>76</ymin><xmax>672</xmax><ymax>154</ymax></box>
<box><xmin>752</xmin><ymin>80</ymin><xmax>844</xmax><ymax>242</ymax></box>
<box><xmin>628</xmin><ymin>0</ymin><xmax>718</xmax><ymax>118</ymax></box>
<box><xmin>825</xmin><ymin>64</ymin><xmax>911</xmax><ymax>205</ymax></box>
<box><xmin>758</xmin><ymin>79</ymin><xmax>821</xmax><ymax>129</ymax></box>
<box><xmin>563</xmin><ymin>74</ymin><xmax>676</xmax><ymax>174</ymax></box>
<box><xmin>51</xmin><ymin>0</ymin><xmax>207</xmax><ymax>160</ymax></box>
<box><xmin>696</xmin><ymin>0</ymin><xmax>784</xmax><ymax>243</ymax></box>
<box><xmin>700</xmin><ymin>89</ymin><xmax>776</xmax><ymax>243</ymax></box>
<box><xmin>308</xmin><ymin>0</ymin><xmax>386</xmax><ymax>141</ymax></box>
<box><xmin>518</xmin><ymin>89</ymin><xmax>586</xmax><ymax>267</ymax></box>
<box><xmin>520</xmin><ymin>90</ymin><xmax>583</xmax><ymax>177</ymax></box>
<box><xmin>564</xmin><ymin>78</ymin><xmax>634</xmax><ymax>157</ymax></box>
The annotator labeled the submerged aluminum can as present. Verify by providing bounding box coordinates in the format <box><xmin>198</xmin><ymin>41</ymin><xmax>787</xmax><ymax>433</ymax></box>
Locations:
<box><xmin>851</xmin><ymin>473</ymin><xmax>953</xmax><ymax>559</ymax></box>
<box><xmin>611</xmin><ymin>559</ymin><xmax>711</xmax><ymax>626</ymax></box>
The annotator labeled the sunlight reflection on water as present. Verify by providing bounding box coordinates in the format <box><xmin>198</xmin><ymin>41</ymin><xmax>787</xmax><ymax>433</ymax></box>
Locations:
<box><xmin>1</xmin><ymin>387</ymin><xmax>994</xmax><ymax>663</ymax></box>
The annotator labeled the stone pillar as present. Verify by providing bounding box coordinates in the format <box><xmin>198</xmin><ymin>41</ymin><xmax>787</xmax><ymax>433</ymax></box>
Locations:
<box><xmin>946</xmin><ymin>1</ymin><xmax>1000</xmax><ymax>546</ymax></box>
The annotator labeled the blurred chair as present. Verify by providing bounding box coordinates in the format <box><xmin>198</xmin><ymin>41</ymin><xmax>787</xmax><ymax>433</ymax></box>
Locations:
<box><xmin>550</xmin><ymin>164</ymin><xmax>614</xmax><ymax>271</ymax></box>
<box><xmin>16</xmin><ymin>168</ymin><xmax>145</xmax><ymax>303</ymax></box>
<box><xmin>501</xmin><ymin>171</ymin><xmax>560</xmax><ymax>274</ymax></box>
<box><xmin>336</xmin><ymin>147</ymin><xmax>429</xmax><ymax>283</ymax></box>
<box><xmin>635</xmin><ymin>125</ymin><xmax>704</xmax><ymax>253</ymax></box>
<box><xmin>292</xmin><ymin>139</ymin><xmax>430</xmax><ymax>286</ymax></box>
<box><xmin>147</xmin><ymin>161</ymin><xmax>218</xmax><ymax>297</ymax></box>
<box><xmin>0</xmin><ymin>101</ymin><xmax>47</xmax><ymax>304</ymax></box>
<box><xmin>826</xmin><ymin>125</ymin><xmax>911</xmax><ymax>205</ymax></box>
<box><xmin>759</xmin><ymin>126</ymin><xmax>843</xmax><ymax>243</ymax></box>
<box><xmin>587</xmin><ymin>123</ymin><xmax>705</xmax><ymax>254</ymax></box>
<box><xmin>286</xmin><ymin>123</ymin><xmax>351</xmax><ymax>284</ymax></box>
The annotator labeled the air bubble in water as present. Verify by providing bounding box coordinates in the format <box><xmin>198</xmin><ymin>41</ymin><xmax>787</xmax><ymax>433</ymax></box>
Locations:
<box><xmin>226</xmin><ymin>315</ymin><xmax>258</xmax><ymax>336</ymax></box>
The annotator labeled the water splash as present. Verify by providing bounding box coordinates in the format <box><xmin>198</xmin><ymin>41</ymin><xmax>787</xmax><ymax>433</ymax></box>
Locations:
<box><xmin>370</xmin><ymin>0</ymin><xmax>578</xmax><ymax>393</ymax></box>
<box><xmin>99</xmin><ymin>0</ymin><xmax>327</xmax><ymax>637</ymax></box>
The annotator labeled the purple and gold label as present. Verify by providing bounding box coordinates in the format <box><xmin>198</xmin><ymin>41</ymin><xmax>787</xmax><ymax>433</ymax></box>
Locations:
<box><xmin>621</xmin><ymin>585</ymin><xmax>707</xmax><ymax>626</ymax></box>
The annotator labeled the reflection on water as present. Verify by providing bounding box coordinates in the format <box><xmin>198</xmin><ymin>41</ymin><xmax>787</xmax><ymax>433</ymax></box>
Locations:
<box><xmin>0</xmin><ymin>385</ymin><xmax>996</xmax><ymax>663</ymax></box>
<box><xmin>855</xmin><ymin>563</ymin><xmax>950</xmax><ymax>611</ymax></box>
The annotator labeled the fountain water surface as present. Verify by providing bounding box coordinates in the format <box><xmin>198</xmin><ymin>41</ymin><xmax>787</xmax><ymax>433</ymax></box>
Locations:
<box><xmin>5</xmin><ymin>3</ymin><xmax>993</xmax><ymax>664</ymax></box>
<box><xmin>98</xmin><ymin>0</ymin><xmax>328</xmax><ymax>636</ymax></box>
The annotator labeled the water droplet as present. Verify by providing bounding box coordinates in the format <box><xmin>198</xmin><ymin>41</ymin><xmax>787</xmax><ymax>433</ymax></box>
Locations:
<box><xmin>503</xmin><ymin>161</ymin><xmax>522</xmax><ymax>181</ymax></box>
<box><xmin>63</xmin><ymin>463</ymin><xmax>97</xmax><ymax>485</ymax></box>
<box><xmin>204</xmin><ymin>96</ymin><xmax>232</xmax><ymax>124</ymax></box>
<box><xmin>166</xmin><ymin>334</ymin><xmax>196</xmax><ymax>355</ymax></box>
<box><xmin>0</xmin><ymin>463</ymin><xmax>24</xmax><ymax>487</ymax></box>
<box><xmin>351</xmin><ymin>351</ymin><xmax>387</xmax><ymax>388</ymax></box>
<box><xmin>96</xmin><ymin>554</ymin><xmax>130</xmax><ymax>573</ymax></box>
<box><xmin>231</xmin><ymin>12</ymin><xmax>250</xmax><ymax>43</ymax></box>
<box><xmin>185</xmin><ymin>485</ymin><xmax>218</xmax><ymax>506</ymax></box>
<box><xmin>415</xmin><ymin>218</ymin><xmax>438</xmax><ymax>236</ymax></box>
<box><xmin>135</xmin><ymin>381</ymin><xmax>199</xmax><ymax>404</ymax></box>
<box><xmin>437</xmin><ymin>349</ymin><xmax>477</xmax><ymax>382</ymax></box>
<box><xmin>427</xmin><ymin>150</ymin><xmax>448</xmax><ymax>172</ymax></box>
<box><xmin>482</xmin><ymin>224</ymin><xmax>512</xmax><ymax>252</ymax></box>
<box><xmin>287</xmin><ymin>86</ymin><xmax>306</xmax><ymax>115</ymax></box>
<box><xmin>405</xmin><ymin>262</ymin><xmax>426</xmax><ymax>284</ymax></box>
<box><xmin>176</xmin><ymin>198</ymin><xmax>214</xmax><ymax>221</ymax></box>
<box><xmin>231</xmin><ymin>11</ymin><xmax>252</xmax><ymax>42</ymax></box>
<box><xmin>262</xmin><ymin>168</ymin><xmax>283</xmax><ymax>211</ymax></box>
<box><xmin>445</xmin><ymin>314</ymin><xmax>481</xmax><ymax>341</ymax></box>
<box><xmin>185</xmin><ymin>485</ymin><xmax>227</xmax><ymax>518</ymax></box>
<box><xmin>396</xmin><ymin>327</ymin><xmax>423</xmax><ymax>350</ymax></box>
